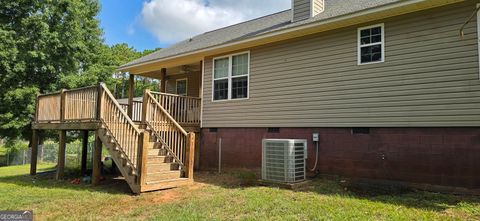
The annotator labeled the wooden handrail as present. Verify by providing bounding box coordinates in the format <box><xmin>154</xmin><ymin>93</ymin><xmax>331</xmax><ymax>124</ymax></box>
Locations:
<box><xmin>150</xmin><ymin>91</ymin><xmax>201</xmax><ymax>100</ymax></box>
<box><xmin>147</xmin><ymin>93</ymin><xmax>188</xmax><ymax>136</ymax></box>
<box><xmin>100</xmin><ymin>83</ymin><xmax>141</xmax><ymax>134</ymax></box>
<box><xmin>149</xmin><ymin>91</ymin><xmax>201</xmax><ymax>126</ymax></box>
<box><xmin>144</xmin><ymin>91</ymin><xmax>189</xmax><ymax>172</ymax></box>
<box><xmin>99</xmin><ymin>83</ymin><xmax>142</xmax><ymax>176</ymax></box>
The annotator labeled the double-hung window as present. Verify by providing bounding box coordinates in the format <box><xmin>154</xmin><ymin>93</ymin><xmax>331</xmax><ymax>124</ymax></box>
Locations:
<box><xmin>358</xmin><ymin>24</ymin><xmax>384</xmax><ymax>65</ymax></box>
<box><xmin>213</xmin><ymin>52</ymin><xmax>249</xmax><ymax>101</ymax></box>
<box><xmin>176</xmin><ymin>79</ymin><xmax>187</xmax><ymax>96</ymax></box>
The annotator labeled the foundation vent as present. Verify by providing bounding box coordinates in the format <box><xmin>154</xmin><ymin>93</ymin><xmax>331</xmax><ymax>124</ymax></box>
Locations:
<box><xmin>262</xmin><ymin>139</ymin><xmax>307</xmax><ymax>183</ymax></box>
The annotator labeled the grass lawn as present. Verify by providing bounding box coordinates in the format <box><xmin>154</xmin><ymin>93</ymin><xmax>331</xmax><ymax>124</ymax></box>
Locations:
<box><xmin>0</xmin><ymin>165</ymin><xmax>480</xmax><ymax>220</ymax></box>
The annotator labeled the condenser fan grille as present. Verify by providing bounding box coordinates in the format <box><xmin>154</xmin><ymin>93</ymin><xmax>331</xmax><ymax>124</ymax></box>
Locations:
<box><xmin>262</xmin><ymin>139</ymin><xmax>307</xmax><ymax>183</ymax></box>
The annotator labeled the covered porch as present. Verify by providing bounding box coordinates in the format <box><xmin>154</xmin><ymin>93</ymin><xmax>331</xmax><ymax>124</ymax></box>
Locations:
<box><xmin>120</xmin><ymin>61</ymin><xmax>203</xmax><ymax>132</ymax></box>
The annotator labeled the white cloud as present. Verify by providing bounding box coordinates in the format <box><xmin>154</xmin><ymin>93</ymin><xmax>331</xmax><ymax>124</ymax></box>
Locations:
<box><xmin>140</xmin><ymin>0</ymin><xmax>290</xmax><ymax>45</ymax></box>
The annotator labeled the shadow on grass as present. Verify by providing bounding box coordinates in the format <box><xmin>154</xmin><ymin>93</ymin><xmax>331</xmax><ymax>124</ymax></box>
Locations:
<box><xmin>0</xmin><ymin>165</ymin><xmax>132</xmax><ymax>195</ymax></box>
<box><xmin>193</xmin><ymin>169</ymin><xmax>480</xmax><ymax>213</ymax></box>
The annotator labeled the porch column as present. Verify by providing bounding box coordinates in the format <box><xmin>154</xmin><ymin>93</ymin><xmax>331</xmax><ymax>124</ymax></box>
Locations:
<box><xmin>160</xmin><ymin>68</ymin><xmax>167</xmax><ymax>93</ymax></box>
<box><xmin>81</xmin><ymin>130</ymin><xmax>88</xmax><ymax>175</ymax></box>
<box><xmin>30</xmin><ymin>129</ymin><xmax>39</xmax><ymax>175</ymax></box>
<box><xmin>92</xmin><ymin>131</ymin><xmax>102</xmax><ymax>185</ymax></box>
<box><xmin>56</xmin><ymin>130</ymin><xmax>66</xmax><ymax>180</ymax></box>
<box><xmin>128</xmin><ymin>73</ymin><xmax>135</xmax><ymax>118</ymax></box>
<box><xmin>199</xmin><ymin>61</ymin><xmax>203</xmax><ymax>97</ymax></box>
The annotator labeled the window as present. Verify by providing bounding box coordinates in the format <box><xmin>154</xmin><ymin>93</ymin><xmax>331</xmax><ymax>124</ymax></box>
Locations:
<box><xmin>165</xmin><ymin>80</ymin><xmax>176</xmax><ymax>94</ymax></box>
<box><xmin>213</xmin><ymin>52</ymin><xmax>249</xmax><ymax>101</ymax></box>
<box><xmin>358</xmin><ymin>24</ymin><xmax>384</xmax><ymax>65</ymax></box>
<box><xmin>176</xmin><ymin>79</ymin><xmax>188</xmax><ymax>96</ymax></box>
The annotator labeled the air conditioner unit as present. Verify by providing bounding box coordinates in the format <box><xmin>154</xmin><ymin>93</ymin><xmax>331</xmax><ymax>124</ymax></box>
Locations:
<box><xmin>262</xmin><ymin>139</ymin><xmax>307</xmax><ymax>183</ymax></box>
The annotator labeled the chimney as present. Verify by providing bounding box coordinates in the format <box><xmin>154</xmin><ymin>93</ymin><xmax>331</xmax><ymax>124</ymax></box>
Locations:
<box><xmin>292</xmin><ymin>0</ymin><xmax>324</xmax><ymax>22</ymax></box>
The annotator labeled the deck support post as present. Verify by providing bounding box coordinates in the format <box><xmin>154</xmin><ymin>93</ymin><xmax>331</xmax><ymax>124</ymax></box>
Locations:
<box><xmin>81</xmin><ymin>130</ymin><xmax>89</xmax><ymax>175</ymax></box>
<box><xmin>92</xmin><ymin>131</ymin><xmax>102</xmax><ymax>186</ymax></box>
<box><xmin>160</xmin><ymin>68</ymin><xmax>167</xmax><ymax>93</ymax></box>
<box><xmin>56</xmin><ymin>130</ymin><xmax>66</xmax><ymax>180</ymax></box>
<box><xmin>185</xmin><ymin>132</ymin><xmax>195</xmax><ymax>179</ymax></box>
<box><xmin>128</xmin><ymin>74</ymin><xmax>135</xmax><ymax>118</ymax></box>
<box><xmin>137</xmin><ymin>131</ymin><xmax>149</xmax><ymax>186</ymax></box>
<box><xmin>30</xmin><ymin>129</ymin><xmax>39</xmax><ymax>175</ymax></box>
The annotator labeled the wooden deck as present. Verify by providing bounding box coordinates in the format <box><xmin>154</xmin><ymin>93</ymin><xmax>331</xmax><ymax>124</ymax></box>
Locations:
<box><xmin>30</xmin><ymin>84</ymin><xmax>200</xmax><ymax>193</ymax></box>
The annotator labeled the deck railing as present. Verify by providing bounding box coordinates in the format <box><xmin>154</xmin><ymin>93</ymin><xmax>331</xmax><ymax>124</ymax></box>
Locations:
<box><xmin>144</xmin><ymin>90</ymin><xmax>195</xmax><ymax>178</ymax></box>
<box><xmin>150</xmin><ymin>92</ymin><xmax>201</xmax><ymax>126</ymax></box>
<box><xmin>64</xmin><ymin>86</ymin><xmax>98</xmax><ymax>121</ymax></box>
<box><xmin>37</xmin><ymin>92</ymin><xmax>62</xmax><ymax>122</ymax></box>
<box><xmin>120</xmin><ymin>101</ymin><xmax>143</xmax><ymax>122</ymax></box>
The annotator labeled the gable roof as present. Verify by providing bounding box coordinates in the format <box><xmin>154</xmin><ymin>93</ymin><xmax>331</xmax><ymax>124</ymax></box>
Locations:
<box><xmin>119</xmin><ymin>0</ymin><xmax>458</xmax><ymax>71</ymax></box>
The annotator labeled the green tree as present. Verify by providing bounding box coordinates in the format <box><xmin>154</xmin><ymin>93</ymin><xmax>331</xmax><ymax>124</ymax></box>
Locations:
<box><xmin>0</xmin><ymin>0</ymin><xmax>103</xmax><ymax>140</ymax></box>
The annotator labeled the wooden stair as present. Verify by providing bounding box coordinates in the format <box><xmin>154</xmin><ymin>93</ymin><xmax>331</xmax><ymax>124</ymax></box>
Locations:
<box><xmin>98</xmin><ymin>127</ymin><xmax>190</xmax><ymax>193</ymax></box>
<box><xmin>141</xmin><ymin>129</ymin><xmax>190</xmax><ymax>191</ymax></box>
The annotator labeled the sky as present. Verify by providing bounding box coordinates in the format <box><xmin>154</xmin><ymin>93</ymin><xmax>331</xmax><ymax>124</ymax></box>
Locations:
<box><xmin>98</xmin><ymin>0</ymin><xmax>291</xmax><ymax>51</ymax></box>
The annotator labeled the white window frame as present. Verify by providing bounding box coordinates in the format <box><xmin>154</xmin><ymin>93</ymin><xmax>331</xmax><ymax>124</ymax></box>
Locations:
<box><xmin>357</xmin><ymin>23</ymin><xmax>385</xmax><ymax>65</ymax></box>
<box><xmin>212</xmin><ymin>51</ymin><xmax>250</xmax><ymax>102</ymax></box>
<box><xmin>175</xmin><ymin>78</ymin><xmax>188</xmax><ymax>96</ymax></box>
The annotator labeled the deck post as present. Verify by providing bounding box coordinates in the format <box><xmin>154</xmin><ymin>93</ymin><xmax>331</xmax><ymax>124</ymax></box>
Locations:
<box><xmin>60</xmin><ymin>89</ymin><xmax>66</xmax><ymax>122</ymax></box>
<box><xmin>92</xmin><ymin>131</ymin><xmax>102</xmax><ymax>186</ymax></box>
<box><xmin>160</xmin><ymin>68</ymin><xmax>167</xmax><ymax>93</ymax></box>
<box><xmin>141</xmin><ymin>89</ymin><xmax>150</xmax><ymax>124</ymax></box>
<box><xmin>81</xmin><ymin>130</ymin><xmax>89</xmax><ymax>175</ymax></box>
<box><xmin>185</xmin><ymin>132</ymin><xmax>195</xmax><ymax>179</ymax></box>
<box><xmin>137</xmin><ymin>132</ymin><xmax>149</xmax><ymax>186</ymax></box>
<box><xmin>96</xmin><ymin>83</ymin><xmax>104</xmax><ymax>120</ymax></box>
<box><xmin>128</xmin><ymin>74</ymin><xmax>135</xmax><ymax>118</ymax></box>
<box><xmin>56</xmin><ymin>130</ymin><xmax>66</xmax><ymax>180</ymax></box>
<box><xmin>30</xmin><ymin>129</ymin><xmax>39</xmax><ymax>175</ymax></box>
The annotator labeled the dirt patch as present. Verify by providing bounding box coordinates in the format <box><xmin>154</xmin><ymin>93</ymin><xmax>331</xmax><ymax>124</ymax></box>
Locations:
<box><xmin>193</xmin><ymin>170</ymin><xmax>259</xmax><ymax>187</ymax></box>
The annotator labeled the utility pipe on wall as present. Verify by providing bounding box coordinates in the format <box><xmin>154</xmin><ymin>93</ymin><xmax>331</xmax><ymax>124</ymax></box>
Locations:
<box><xmin>218</xmin><ymin>138</ymin><xmax>222</xmax><ymax>174</ymax></box>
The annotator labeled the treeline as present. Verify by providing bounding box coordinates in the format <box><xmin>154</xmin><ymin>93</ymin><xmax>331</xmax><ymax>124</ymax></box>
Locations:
<box><xmin>0</xmin><ymin>0</ymin><xmax>158</xmax><ymax>142</ymax></box>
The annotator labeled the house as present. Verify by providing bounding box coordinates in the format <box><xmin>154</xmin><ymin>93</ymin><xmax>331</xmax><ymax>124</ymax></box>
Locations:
<box><xmin>31</xmin><ymin>0</ymin><xmax>480</xmax><ymax>193</ymax></box>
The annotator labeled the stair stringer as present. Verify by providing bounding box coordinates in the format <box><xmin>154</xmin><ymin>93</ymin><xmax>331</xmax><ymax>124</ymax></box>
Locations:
<box><xmin>97</xmin><ymin>128</ymin><xmax>140</xmax><ymax>194</ymax></box>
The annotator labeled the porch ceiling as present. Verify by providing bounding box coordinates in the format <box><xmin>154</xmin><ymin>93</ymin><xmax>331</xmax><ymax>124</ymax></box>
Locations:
<box><xmin>135</xmin><ymin>62</ymin><xmax>201</xmax><ymax>79</ymax></box>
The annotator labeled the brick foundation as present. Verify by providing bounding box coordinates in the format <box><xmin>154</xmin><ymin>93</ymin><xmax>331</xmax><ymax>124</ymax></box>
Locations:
<box><xmin>199</xmin><ymin>127</ymin><xmax>480</xmax><ymax>188</ymax></box>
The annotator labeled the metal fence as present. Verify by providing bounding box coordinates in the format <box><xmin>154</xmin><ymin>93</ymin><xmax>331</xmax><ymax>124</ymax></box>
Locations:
<box><xmin>0</xmin><ymin>141</ymin><xmax>95</xmax><ymax>168</ymax></box>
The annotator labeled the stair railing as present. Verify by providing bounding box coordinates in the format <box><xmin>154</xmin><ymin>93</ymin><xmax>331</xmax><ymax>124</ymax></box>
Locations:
<box><xmin>143</xmin><ymin>90</ymin><xmax>195</xmax><ymax>178</ymax></box>
<box><xmin>98</xmin><ymin>83</ymin><xmax>143</xmax><ymax>175</ymax></box>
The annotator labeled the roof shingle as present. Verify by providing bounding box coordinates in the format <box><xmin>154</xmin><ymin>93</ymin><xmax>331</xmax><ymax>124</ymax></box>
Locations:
<box><xmin>120</xmin><ymin>0</ymin><xmax>400</xmax><ymax>68</ymax></box>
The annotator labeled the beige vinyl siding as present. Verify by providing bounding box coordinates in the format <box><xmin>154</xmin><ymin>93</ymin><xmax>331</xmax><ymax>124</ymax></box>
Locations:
<box><xmin>293</xmin><ymin>0</ymin><xmax>311</xmax><ymax>22</ymax></box>
<box><xmin>202</xmin><ymin>1</ymin><xmax>480</xmax><ymax>128</ymax></box>
<box><xmin>166</xmin><ymin>71</ymin><xmax>201</xmax><ymax>97</ymax></box>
